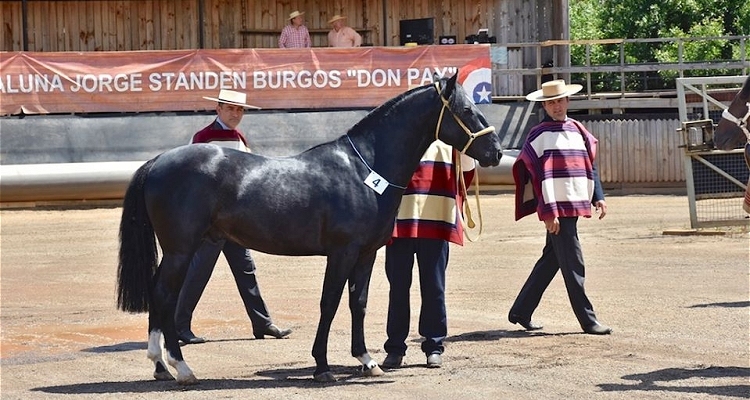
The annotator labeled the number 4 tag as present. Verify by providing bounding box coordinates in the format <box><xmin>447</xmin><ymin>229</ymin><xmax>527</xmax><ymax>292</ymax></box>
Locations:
<box><xmin>364</xmin><ymin>171</ymin><xmax>388</xmax><ymax>195</ymax></box>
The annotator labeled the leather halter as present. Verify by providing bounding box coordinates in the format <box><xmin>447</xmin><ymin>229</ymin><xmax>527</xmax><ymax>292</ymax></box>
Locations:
<box><xmin>721</xmin><ymin>101</ymin><xmax>750</xmax><ymax>142</ymax></box>
<box><xmin>434</xmin><ymin>82</ymin><xmax>496</xmax><ymax>153</ymax></box>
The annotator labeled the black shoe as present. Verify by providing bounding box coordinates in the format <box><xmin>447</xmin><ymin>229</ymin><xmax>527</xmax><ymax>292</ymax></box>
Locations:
<box><xmin>254</xmin><ymin>324</ymin><xmax>292</xmax><ymax>339</ymax></box>
<box><xmin>583</xmin><ymin>322</ymin><xmax>612</xmax><ymax>335</ymax></box>
<box><xmin>177</xmin><ymin>330</ymin><xmax>206</xmax><ymax>345</ymax></box>
<box><xmin>508</xmin><ymin>313</ymin><xmax>543</xmax><ymax>331</ymax></box>
<box><xmin>382</xmin><ymin>353</ymin><xmax>403</xmax><ymax>369</ymax></box>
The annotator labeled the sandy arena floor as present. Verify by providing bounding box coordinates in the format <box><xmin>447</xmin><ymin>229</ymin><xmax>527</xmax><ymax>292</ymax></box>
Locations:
<box><xmin>1</xmin><ymin>194</ymin><xmax>748</xmax><ymax>399</ymax></box>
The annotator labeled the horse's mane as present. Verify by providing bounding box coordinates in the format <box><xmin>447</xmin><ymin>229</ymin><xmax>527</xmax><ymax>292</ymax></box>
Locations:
<box><xmin>346</xmin><ymin>79</ymin><xmax>445</xmax><ymax>135</ymax></box>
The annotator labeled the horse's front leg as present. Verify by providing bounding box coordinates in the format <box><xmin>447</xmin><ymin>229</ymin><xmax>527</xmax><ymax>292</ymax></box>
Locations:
<box><xmin>153</xmin><ymin>254</ymin><xmax>198</xmax><ymax>385</ymax></box>
<box><xmin>312</xmin><ymin>254</ymin><xmax>352</xmax><ymax>382</ymax></box>
<box><xmin>349</xmin><ymin>252</ymin><xmax>383</xmax><ymax>377</ymax></box>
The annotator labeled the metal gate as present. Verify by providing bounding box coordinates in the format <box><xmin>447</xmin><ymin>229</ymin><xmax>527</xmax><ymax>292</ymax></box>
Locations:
<box><xmin>676</xmin><ymin>76</ymin><xmax>749</xmax><ymax>228</ymax></box>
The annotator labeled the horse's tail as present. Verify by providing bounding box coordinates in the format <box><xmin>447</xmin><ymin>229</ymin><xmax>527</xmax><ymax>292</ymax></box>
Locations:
<box><xmin>117</xmin><ymin>157</ymin><xmax>159</xmax><ymax>313</ymax></box>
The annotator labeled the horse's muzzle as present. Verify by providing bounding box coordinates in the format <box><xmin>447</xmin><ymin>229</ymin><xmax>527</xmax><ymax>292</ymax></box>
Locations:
<box><xmin>477</xmin><ymin>150</ymin><xmax>503</xmax><ymax>168</ymax></box>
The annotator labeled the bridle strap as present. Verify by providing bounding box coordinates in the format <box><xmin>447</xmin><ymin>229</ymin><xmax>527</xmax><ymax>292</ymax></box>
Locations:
<box><xmin>721</xmin><ymin>102</ymin><xmax>750</xmax><ymax>142</ymax></box>
<box><xmin>433</xmin><ymin>82</ymin><xmax>496</xmax><ymax>153</ymax></box>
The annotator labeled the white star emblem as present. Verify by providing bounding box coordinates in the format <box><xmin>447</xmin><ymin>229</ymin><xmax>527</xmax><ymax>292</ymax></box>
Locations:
<box><xmin>475</xmin><ymin>84</ymin><xmax>492</xmax><ymax>103</ymax></box>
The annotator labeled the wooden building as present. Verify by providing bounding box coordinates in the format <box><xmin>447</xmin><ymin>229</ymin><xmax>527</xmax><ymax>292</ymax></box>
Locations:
<box><xmin>1</xmin><ymin>0</ymin><xmax>566</xmax><ymax>51</ymax></box>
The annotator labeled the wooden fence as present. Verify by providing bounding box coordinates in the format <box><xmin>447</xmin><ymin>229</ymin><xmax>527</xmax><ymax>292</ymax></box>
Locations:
<box><xmin>587</xmin><ymin>119</ymin><xmax>684</xmax><ymax>184</ymax></box>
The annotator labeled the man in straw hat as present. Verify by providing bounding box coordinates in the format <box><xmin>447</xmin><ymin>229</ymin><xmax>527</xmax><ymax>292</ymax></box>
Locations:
<box><xmin>327</xmin><ymin>14</ymin><xmax>361</xmax><ymax>47</ymax></box>
<box><xmin>175</xmin><ymin>89</ymin><xmax>292</xmax><ymax>345</ymax></box>
<box><xmin>507</xmin><ymin>79</ymin><xmax>613</xmax><ymax>335</ymax></box>
<box><xmin>279</xmin><ymin>10</ymin><xmax>311</xmax><ymax>48</ymax></box>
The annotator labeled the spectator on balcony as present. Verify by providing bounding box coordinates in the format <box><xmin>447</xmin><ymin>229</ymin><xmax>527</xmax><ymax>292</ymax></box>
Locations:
<box><xmin>279</xmin><ymin>10</ymin><xmax>311</xmax><ymax>49</ymax></box>
<box><xmin>327</xmin><ymin>14</ymin><xmax>361</xmax><ymax>47</ymax></box>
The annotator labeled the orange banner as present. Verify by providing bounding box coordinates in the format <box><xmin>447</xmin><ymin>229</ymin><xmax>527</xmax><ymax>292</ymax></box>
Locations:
<box><xmin>0</xmin><ymin>45</ymin><xmax>490</xmax><ymax>115</ymax></box>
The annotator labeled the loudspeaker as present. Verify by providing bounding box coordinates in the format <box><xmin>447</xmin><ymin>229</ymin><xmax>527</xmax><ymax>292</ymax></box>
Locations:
<box><xmin>439</xmin><ymin>35</ymin><xmax>457</xmax><ymax>45</ymax></box>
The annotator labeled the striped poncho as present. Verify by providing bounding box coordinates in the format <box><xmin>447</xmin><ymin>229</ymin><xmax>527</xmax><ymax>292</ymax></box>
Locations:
<box><xmin>392</xmin><ymin>141</ymin><xmax>474</xmax><ymax>246</ymax></box>
<box><xmin>513</xmin><ymin>118</ymin><xmax>598</xmax><ymax>221</ymax></box>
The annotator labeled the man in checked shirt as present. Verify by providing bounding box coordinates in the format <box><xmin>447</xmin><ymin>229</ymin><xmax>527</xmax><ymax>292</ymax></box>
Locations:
<box><xmin>279</xmin><ymin>10</ymin><xmax>311</xmax><ymax>48</ymax></box>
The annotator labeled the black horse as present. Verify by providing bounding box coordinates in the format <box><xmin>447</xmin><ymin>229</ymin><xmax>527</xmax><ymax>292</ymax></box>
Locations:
<box><xmin>714</xmin><ymin>75</ymin><xmax>750</xmax><ymax>213</ymax></box>
<box><xmin>116</xmin><ymin>74</ymin><xmax>503</xmax><ymax>384</ymax></box>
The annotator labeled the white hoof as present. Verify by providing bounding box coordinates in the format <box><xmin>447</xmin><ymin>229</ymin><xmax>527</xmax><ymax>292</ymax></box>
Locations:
<box><xmin>362</xmin><ymin>364</ymin><xmax>384</xmax><ymax>377</ymax></box>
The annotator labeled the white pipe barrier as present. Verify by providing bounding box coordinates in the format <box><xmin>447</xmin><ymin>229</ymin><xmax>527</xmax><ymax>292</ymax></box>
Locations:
<box><xmin>0</xmin><ymin>151</ymin><xmax>517</xmax><ymax>204</ymax></box>
<box><xmin>0</xmin><ymin>161</ymin><xmax>146</xmax><ymax>203</ymax></box>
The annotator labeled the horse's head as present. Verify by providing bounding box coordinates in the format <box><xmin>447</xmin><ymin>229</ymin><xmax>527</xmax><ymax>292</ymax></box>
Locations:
<box><xmin>434</xmin><ymin>74</ymin><xmax>503</xmax><ymax>167</ymax></box>
<box><xmin>715</xmin><ymin>75</ymin><xmax>750</xmax><ymax>150</ymax></box>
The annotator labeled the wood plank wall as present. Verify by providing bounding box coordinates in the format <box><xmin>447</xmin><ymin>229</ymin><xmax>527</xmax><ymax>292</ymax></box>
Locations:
<box><xmin>0</xmin><ymin>0</ymin><xmax>560</xmax><ymax>51</ymax></box>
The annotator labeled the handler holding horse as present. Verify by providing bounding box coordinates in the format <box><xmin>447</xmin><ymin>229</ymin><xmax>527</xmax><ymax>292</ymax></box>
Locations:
<box><xmin>116</xmin><ymin>73</ymin><xmax>502</xmax><ymax>384</ymax></box>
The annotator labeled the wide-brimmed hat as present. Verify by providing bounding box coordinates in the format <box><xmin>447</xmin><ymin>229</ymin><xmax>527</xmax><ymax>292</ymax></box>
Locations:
<box><xmin>203</xmin><ymin>89</ymin><xmax>260</xmax><ymax>109</ymax></box>
<box><xmin>289</xmin><ymin>10</ymin><xmax>304</xmax><ymax>20</ymax></box>
<box><xmin>525</xmin><ymin>79</ymin><xmax>582</xmax><ymax>102</ymax></box>
<box><xmin>328</xmin><ymin>14</ymin><xmax>346</xmax><ymax>24</ymax></box>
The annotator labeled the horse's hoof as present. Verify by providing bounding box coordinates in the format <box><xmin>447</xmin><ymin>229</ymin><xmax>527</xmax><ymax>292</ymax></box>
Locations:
<box><xmin>362</xmin><ymin>365</ymin><xmax>384</xmax><ymax>377</ymax></box>
<box><xmin>153</xmin><ymin>370</ymin><xmax>175</xmax><ymax>381</ymax></box>
<box><xmin>153</xmin><ymin>361</ymin><xmax>175</xmax><ymax>381</ymax></box>
<box><xmin>313</xmin><ymin>371</ymin><xmax>337</xmax><ymax>382</ymax></box>
<box><xmin>176</xmin><ymin>374</ymin><xmax>199</xmax><ymax>386</ymax></box>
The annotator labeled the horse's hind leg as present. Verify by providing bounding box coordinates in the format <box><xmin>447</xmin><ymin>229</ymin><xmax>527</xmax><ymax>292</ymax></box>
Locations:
<box><xmin>153</xmin><ymin>253</ymin><xmax>198</xmax><ymax>385</ymax></box>
<box><xmin>147</xmin><ymin>311</ymin><xmax>174</xmax><ymax>381</ymax></box>
<box><xmin>348</xmin><ymin>252</ymin><xmax>383</xmax><ymax>377</ymax></box>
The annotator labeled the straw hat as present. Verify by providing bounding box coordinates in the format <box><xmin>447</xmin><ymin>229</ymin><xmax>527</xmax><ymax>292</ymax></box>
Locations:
<box><xmin>328</xmin><ymin>14</ymin><xmax>346</xmax><ymax>24</ymax></box>
<box><xmin>289</xmin><ymin>10</ymin><xmax>304</xmax><ymax>20</ymax></box>
<box><xmin>203</xmin><ymin>89</ymin><xmax>260</xmax><ymax>109</ymax></box>
<box><xmin>525</xmin><ymin>79</ymin><xmax>583</xmax><ymax>102</ymax></box>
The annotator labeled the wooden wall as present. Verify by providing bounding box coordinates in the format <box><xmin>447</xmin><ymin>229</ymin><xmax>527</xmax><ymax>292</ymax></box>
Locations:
<box><xmin>1</xmin><ymin>0</ymin><xmax>564</xmax><ymax>51</ymax></box>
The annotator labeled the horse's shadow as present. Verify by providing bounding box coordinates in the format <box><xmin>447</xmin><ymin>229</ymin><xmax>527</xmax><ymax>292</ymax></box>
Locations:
<box><xmin>598</xmin><ymin>366</ymin><xmax>750</xmax><ymax>398</ymax></box>
<box><xmin>445</xmin><ymin>329</ymin><xmax>581</xmax><ymax>342</ymax></box>
<box><xmin>32</xmin><ymin>364</ymin><xmax>394</xmax><ymax>395</ymax></box>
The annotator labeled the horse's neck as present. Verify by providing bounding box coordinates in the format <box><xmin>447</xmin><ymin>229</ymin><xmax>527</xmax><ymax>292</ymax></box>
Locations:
<box><xmin>354</xmin><ymin>94</ymin><xmax>440</xmax><ymax>188</ymax></box>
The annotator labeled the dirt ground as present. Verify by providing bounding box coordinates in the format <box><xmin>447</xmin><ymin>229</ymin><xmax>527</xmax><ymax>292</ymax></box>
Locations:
<box><xmin>1</xmin><ymin>194</ymin><xmax>748</xmax><ymax>399</ymax></box>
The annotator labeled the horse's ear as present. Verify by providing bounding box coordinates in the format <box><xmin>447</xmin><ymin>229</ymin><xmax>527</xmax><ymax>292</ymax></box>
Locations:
<box><xmin>447</xmin><ymin>72</ymin><xmax>458</xmax><ymax>86</ymax></box>
<box><xmin>443</xmin><ymin>73</ymin><xmax>458</xmax><ymax>98</ymax></box>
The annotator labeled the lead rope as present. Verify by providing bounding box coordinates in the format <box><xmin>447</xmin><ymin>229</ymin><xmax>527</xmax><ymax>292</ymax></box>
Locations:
<box><xmin>455</xmin><ymin>151</ymin><xmax>484</xmax><ymax>242</ymax></box>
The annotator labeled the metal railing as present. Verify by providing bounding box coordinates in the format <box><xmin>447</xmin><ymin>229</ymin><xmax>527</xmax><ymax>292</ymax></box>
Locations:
<box><xmin>491</xmin><ymin>36</ymin><xmax>750</xmax><ymax>103</ymax></box>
